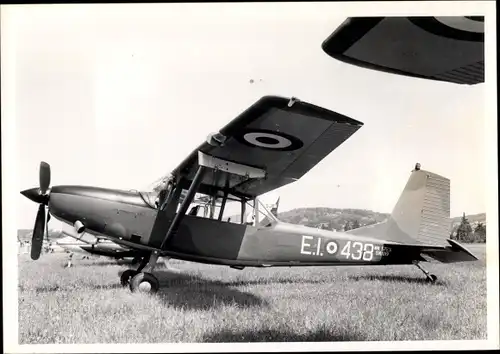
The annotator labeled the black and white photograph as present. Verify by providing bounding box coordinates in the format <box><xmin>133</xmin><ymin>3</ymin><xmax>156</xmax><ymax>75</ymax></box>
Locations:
<box><xmin>2</xmin><ymin>1</ymin><xmax>498</xmax><ymax>352</ymax></box>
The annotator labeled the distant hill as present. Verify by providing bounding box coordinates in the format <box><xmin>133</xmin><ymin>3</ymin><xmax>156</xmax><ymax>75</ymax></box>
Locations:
<box><xmin>278</xmin><ymin>208</ymin><xmax>486</xmax><ymax>233</ymax></box>
<box><xmin>278</xmin><ymin>208</ymin><xmax>390</xmax><ymax>231</ymax></box>
<box><xmin>451</xmin><ymin>213</ymin><xmax>486</xmax><ymax>226</ymax></box>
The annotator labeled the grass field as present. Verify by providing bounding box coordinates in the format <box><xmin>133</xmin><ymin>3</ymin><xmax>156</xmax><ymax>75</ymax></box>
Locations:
<box><xmin>18</xmin><ymin>244</ymin><xmax>487</xmax><ymax>344</ymax></box>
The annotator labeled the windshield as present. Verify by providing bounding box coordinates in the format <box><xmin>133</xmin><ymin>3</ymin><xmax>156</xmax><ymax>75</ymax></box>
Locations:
<box><xmin>254</xmin><ymin>198</ymin><xmax>279</xmax><ymax>226</ymax></box>
<box><xmin>136</xmin><ymin>174</ymin><xmax>175</xmax><ymax>209</ymax></box>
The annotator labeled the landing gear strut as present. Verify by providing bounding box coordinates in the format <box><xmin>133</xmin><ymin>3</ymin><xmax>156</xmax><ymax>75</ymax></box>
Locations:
<box><xmin>120</xmin><ymin>165</ymin><xmax>206</xmax><ymax>294</ymax></box>
<box><xmin>413</xmin><ymin>261</ymin><xmax>437</xmax><ymax>283</ymax></box>
<box><xmin>120</xmin><ymin>251</ymin><xmax>160</xmax><ymax>293</ymax></box>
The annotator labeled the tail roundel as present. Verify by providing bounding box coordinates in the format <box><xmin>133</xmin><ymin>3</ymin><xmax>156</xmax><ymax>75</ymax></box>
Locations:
<box><xmin>347</xmin><ymin>165</ymin><xmax>451</xmax><ymax>246</ymax></box>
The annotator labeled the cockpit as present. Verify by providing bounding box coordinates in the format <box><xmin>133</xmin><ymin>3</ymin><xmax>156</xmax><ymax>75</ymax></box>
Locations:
<box><xmin>137</xmin><ymin>175</ymin><xmax>279</xmax><ymax>228</ymax></box>
<box><xmin>183</xmin><ymin>196</ymin><xmax>279</xmax><ymax>228</ymax></box>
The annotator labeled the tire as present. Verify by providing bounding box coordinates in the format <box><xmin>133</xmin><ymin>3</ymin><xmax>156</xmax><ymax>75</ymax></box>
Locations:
<box><xmin>129</xmin><ymin>272</ymin><xmax>160</xmax><ymax>293</ymax></box>
<box><xmin>120</xmin><ymin>270</ymin><xmax>138</xmax><ymax>287</ymax></box>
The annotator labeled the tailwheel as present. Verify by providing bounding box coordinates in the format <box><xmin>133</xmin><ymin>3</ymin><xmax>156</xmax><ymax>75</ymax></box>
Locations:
<box><xmin>129</xmin><ymin>272</ymin><xmax>160</xmax><ymax>294</ymax></box>
<box><xmin>413</xmin><ymin>261</ymin><xmax>438</xmax><ymax>284</ymax></box>
<box><xmin>120</xmin><ymin>269</ymin><xmax>138</xmax><ymax>287</ymax></box>
<box><xmin>427</xmin><ymin>274</ymin><xmax>437</xmax><ymax>283</ymax></box>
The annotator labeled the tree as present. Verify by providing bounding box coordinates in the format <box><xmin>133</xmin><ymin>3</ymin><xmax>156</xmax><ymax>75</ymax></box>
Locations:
<box><xmin>474</xmin><ymin>222</ymin><xmax>486</xmax><ymax>243</ymax></box>
<box><xmin>352</xmin><ymin>219</ymin><xmax>361</xmax><ymax>230</ymax></box>
<box><xmin>456</xmin><ymin>213</ymin><xmax>474</xmax><ymax>243</ymax></box>
<box><xmin>344</xmin><ymin>221</ymin><xmax>352</xmax><ymax>231</ymax></box>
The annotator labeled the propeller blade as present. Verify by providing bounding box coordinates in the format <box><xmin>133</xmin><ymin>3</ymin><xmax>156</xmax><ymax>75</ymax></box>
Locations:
<box><xmin>31</xmin><ymin>204</ymin><xmax>46</xmax><ymax>260</ymax></box>
<box><xmin>45</xmin><ymin>208</ymin><xmax>50</xmax><ymax>242</ymax></box>
<box><xmin>39</xmin><ymin>161</ymin><xmax>51</xmax><ymax>194</ymax></box>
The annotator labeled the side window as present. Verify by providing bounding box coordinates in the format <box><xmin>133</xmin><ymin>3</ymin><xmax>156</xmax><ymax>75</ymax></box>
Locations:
<box><xmin>220</xmin><ymin>201</ymin><xmax>249</xmax><ymax>224</ymax></box>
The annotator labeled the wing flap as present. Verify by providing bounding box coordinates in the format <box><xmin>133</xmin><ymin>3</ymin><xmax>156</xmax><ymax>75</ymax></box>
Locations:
<box><xmin>171</xmin><ymin>96</ymin><xmax>363</xmax><ymax>198</ymax></box>
<box><xmin>322</xmin><ymin>17</ymin><xmax>484</xmax><ymax>85</ymax></box>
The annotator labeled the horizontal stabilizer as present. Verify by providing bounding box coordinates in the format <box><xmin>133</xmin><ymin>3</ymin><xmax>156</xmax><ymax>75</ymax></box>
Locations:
<box><xmin>421</xmin><ymin>239</ymin><xmax>478</xmax><ymax>263</ymax></box>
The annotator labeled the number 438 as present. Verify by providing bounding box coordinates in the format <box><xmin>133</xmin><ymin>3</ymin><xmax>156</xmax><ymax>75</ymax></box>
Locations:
<box><xmin>340</xmin><ymin>241</ymin><xmax>374</xmax><ymax>261</ymax></box>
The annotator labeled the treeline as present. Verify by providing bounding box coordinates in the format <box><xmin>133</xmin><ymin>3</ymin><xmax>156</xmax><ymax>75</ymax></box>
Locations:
<box><xmin>450</xmin><ymin>213</ymin><xmax>486</xmax><ymax>243</ymax></box>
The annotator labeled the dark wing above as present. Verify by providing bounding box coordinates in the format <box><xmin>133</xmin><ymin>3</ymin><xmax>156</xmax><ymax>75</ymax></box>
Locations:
<box><xmin>170</xmin><ymin>96</ymin><xmax>363</xmax><ymax>199</ymax></box>
<box><xmin>322</xmin><ymin>16</ymin><xmax>484</xmax><ymax>85</ymax></box>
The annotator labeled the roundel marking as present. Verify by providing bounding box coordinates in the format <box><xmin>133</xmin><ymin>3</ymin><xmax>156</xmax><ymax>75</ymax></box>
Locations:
<box><xmin>235</xmin><ymin>129</ymin><xmax>304</xmax><ymax>151</ymax></box>
<box><xmin>326</xmin><ymin>241</ymin><xmax>338</xmax><ymax>255</ymax></box>
<box><xmin>408</xmin><ymin>17</ymin><xmax>484</xmax><ymax>42</ymax></box>
<box><xmin>243</xmin><ymin>132</ymin><xmax>292</xmax><ymax>149</ymax></box>
<box><xmin>434</xmin><ymin>16</ymin><xmax>484</xmax><ymax>34</ymax></box>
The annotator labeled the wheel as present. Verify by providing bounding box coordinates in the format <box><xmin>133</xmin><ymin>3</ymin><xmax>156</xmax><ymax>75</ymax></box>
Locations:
<box><xmin>427</xmin><ymin>274</ymin><xmax>437</xmax><ymax>283</ymax></box>
<box><xmin>129</xmin><ymin>272</ymin><xmax>160</xmax><ymax>293</ymax></box>
<box><xmin>120</xmin><ymin>269</ymin><xmax>138</xmax><ymax>287</ymax></box>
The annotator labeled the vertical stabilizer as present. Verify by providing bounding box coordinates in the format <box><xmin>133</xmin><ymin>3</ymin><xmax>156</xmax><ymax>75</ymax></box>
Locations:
<box><xmin>347</xmin><ymin>166</ymin><xmax>451</xmax><ymax>246</ymax></box>
<box><xmin>270</xmin><ymin>197</ymin><xmax>280</xmax><ymax>217</ymax></box>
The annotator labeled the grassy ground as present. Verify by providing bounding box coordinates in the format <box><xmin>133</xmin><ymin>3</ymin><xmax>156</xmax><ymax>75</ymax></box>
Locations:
<box><xmin>18</xmin><ymin>244</ymin><xmax>487</xmax><ymax>344</ymax></box>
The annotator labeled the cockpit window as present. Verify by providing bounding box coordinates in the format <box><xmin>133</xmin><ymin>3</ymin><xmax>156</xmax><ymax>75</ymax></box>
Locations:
<box><xmin>219</xmin><ymin>198</ymin><xmax>278</xmax><ymax>226</ymax></box>
<box><xmin>137</xmin><ymin>175</ymin><xmax>280</xmax><ymax>228</ymax></box>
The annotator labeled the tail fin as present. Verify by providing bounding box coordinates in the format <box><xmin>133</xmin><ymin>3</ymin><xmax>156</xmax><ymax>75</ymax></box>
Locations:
<box><xmin>347</xmin><ymin>166</ymin><xmax>451</xmax><ymax>246</ymax></box>
<box><xmin>270</xmin><ymin>197</ymin><xmax>280</xmax><ymax>217</ymax></box>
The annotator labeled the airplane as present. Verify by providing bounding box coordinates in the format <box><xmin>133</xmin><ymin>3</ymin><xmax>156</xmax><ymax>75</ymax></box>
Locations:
<box><xmin>21</xmin><ymin>95</ymin><xmax>477</xmax><ymax>294</ymax></box>
<box><xmin>321</xmin><ymin>16</ymin><xmax>484</xmax><ymax>85</ymax></box>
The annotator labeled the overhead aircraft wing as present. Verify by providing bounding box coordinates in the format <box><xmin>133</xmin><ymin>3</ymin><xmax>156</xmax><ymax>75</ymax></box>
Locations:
<box><xmin>322</xmin><ymin>16</ymin><xmax>484</xmax><ymax>85</ymax></box>
<box><xmin>169</xmin><ymin>96</ymin><xmax>363</xmax><ymax>199</ymax></box>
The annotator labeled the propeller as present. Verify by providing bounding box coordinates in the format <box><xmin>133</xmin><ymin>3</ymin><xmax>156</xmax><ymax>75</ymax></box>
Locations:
<box><xmin>39</xmin><ymin>161</ymin><xmax>51</xmax><ymax>195</ymax></box>
<box><xmin>21</xmin><ymin>161</ymin><xmax>51</xmax><ymax>260</ymax></box>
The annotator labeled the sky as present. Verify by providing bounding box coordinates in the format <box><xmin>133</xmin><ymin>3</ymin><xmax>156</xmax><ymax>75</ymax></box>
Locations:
<box><xmin>5</xmin><ymin>3</ymin><xmax>489</xmax><ymax>229</ymax></box>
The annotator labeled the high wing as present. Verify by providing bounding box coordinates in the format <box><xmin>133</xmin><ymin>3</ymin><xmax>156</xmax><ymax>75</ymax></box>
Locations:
<box><xmin>169</xmin><ymin>96</ymin><xmax>363</xmax><ymax>199</ymax></box>
<box><xmin>322</xmin><ymin>17</ymin><xmax>484</xmax><ymax>85</ymax></box>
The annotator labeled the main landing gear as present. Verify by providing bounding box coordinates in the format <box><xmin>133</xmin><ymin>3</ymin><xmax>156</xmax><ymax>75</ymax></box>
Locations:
<box><xmin>413</xmin><ymin>261</ymin><xmax>437</xmax><ymax>283</ymax></box>
<box><xmin>120</xmin><ymin>251</ymin><xmax>161</xmax><ymax>293</ymax></box>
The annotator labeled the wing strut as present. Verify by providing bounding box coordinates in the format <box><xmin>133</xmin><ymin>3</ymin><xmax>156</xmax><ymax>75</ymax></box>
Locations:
<box><xmin>160</xmin><ymin>165</ymin><xmax>207</xmax><ymax>250</ymax></box>
<box><xmin>241</xmin><ymin>201</ymin><xmax>246</xmax><ymax>224</ymax></box>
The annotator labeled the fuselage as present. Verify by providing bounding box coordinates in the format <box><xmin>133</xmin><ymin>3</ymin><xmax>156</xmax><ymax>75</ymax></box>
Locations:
<box><xmin>24</xmin><ymin>185</ymin><xmax>423</xmax><ymax>267</ymax></box>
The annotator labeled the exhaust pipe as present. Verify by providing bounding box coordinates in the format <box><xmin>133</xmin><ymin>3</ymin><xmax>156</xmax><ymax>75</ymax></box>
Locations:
<box><xmin>74</xmin><ymin>220</ymin><xmax>85</xmax><ymax>234</ymax></box>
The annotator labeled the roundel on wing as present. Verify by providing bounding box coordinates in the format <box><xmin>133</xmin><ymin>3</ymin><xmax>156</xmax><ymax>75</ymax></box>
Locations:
<box><xmin>434</xmin><ymin>16</ymin><xmax>484</xmax><ymax>33</ymax></box>
<box><xmin>234</xmin><ymin>129</ymin><xmax>304</xmax><ymax>151</ymax></box>
<box><xmin>408</xmin><ymin>16</ymin><xmax>484</xmax><ymax>42</ymax></box>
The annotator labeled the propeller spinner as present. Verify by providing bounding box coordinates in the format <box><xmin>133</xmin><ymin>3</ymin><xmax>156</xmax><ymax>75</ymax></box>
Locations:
<box><xmin>20</xmin><ymin>161</ymin><xmax>51</xmax><ymax>260</ymax></box>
